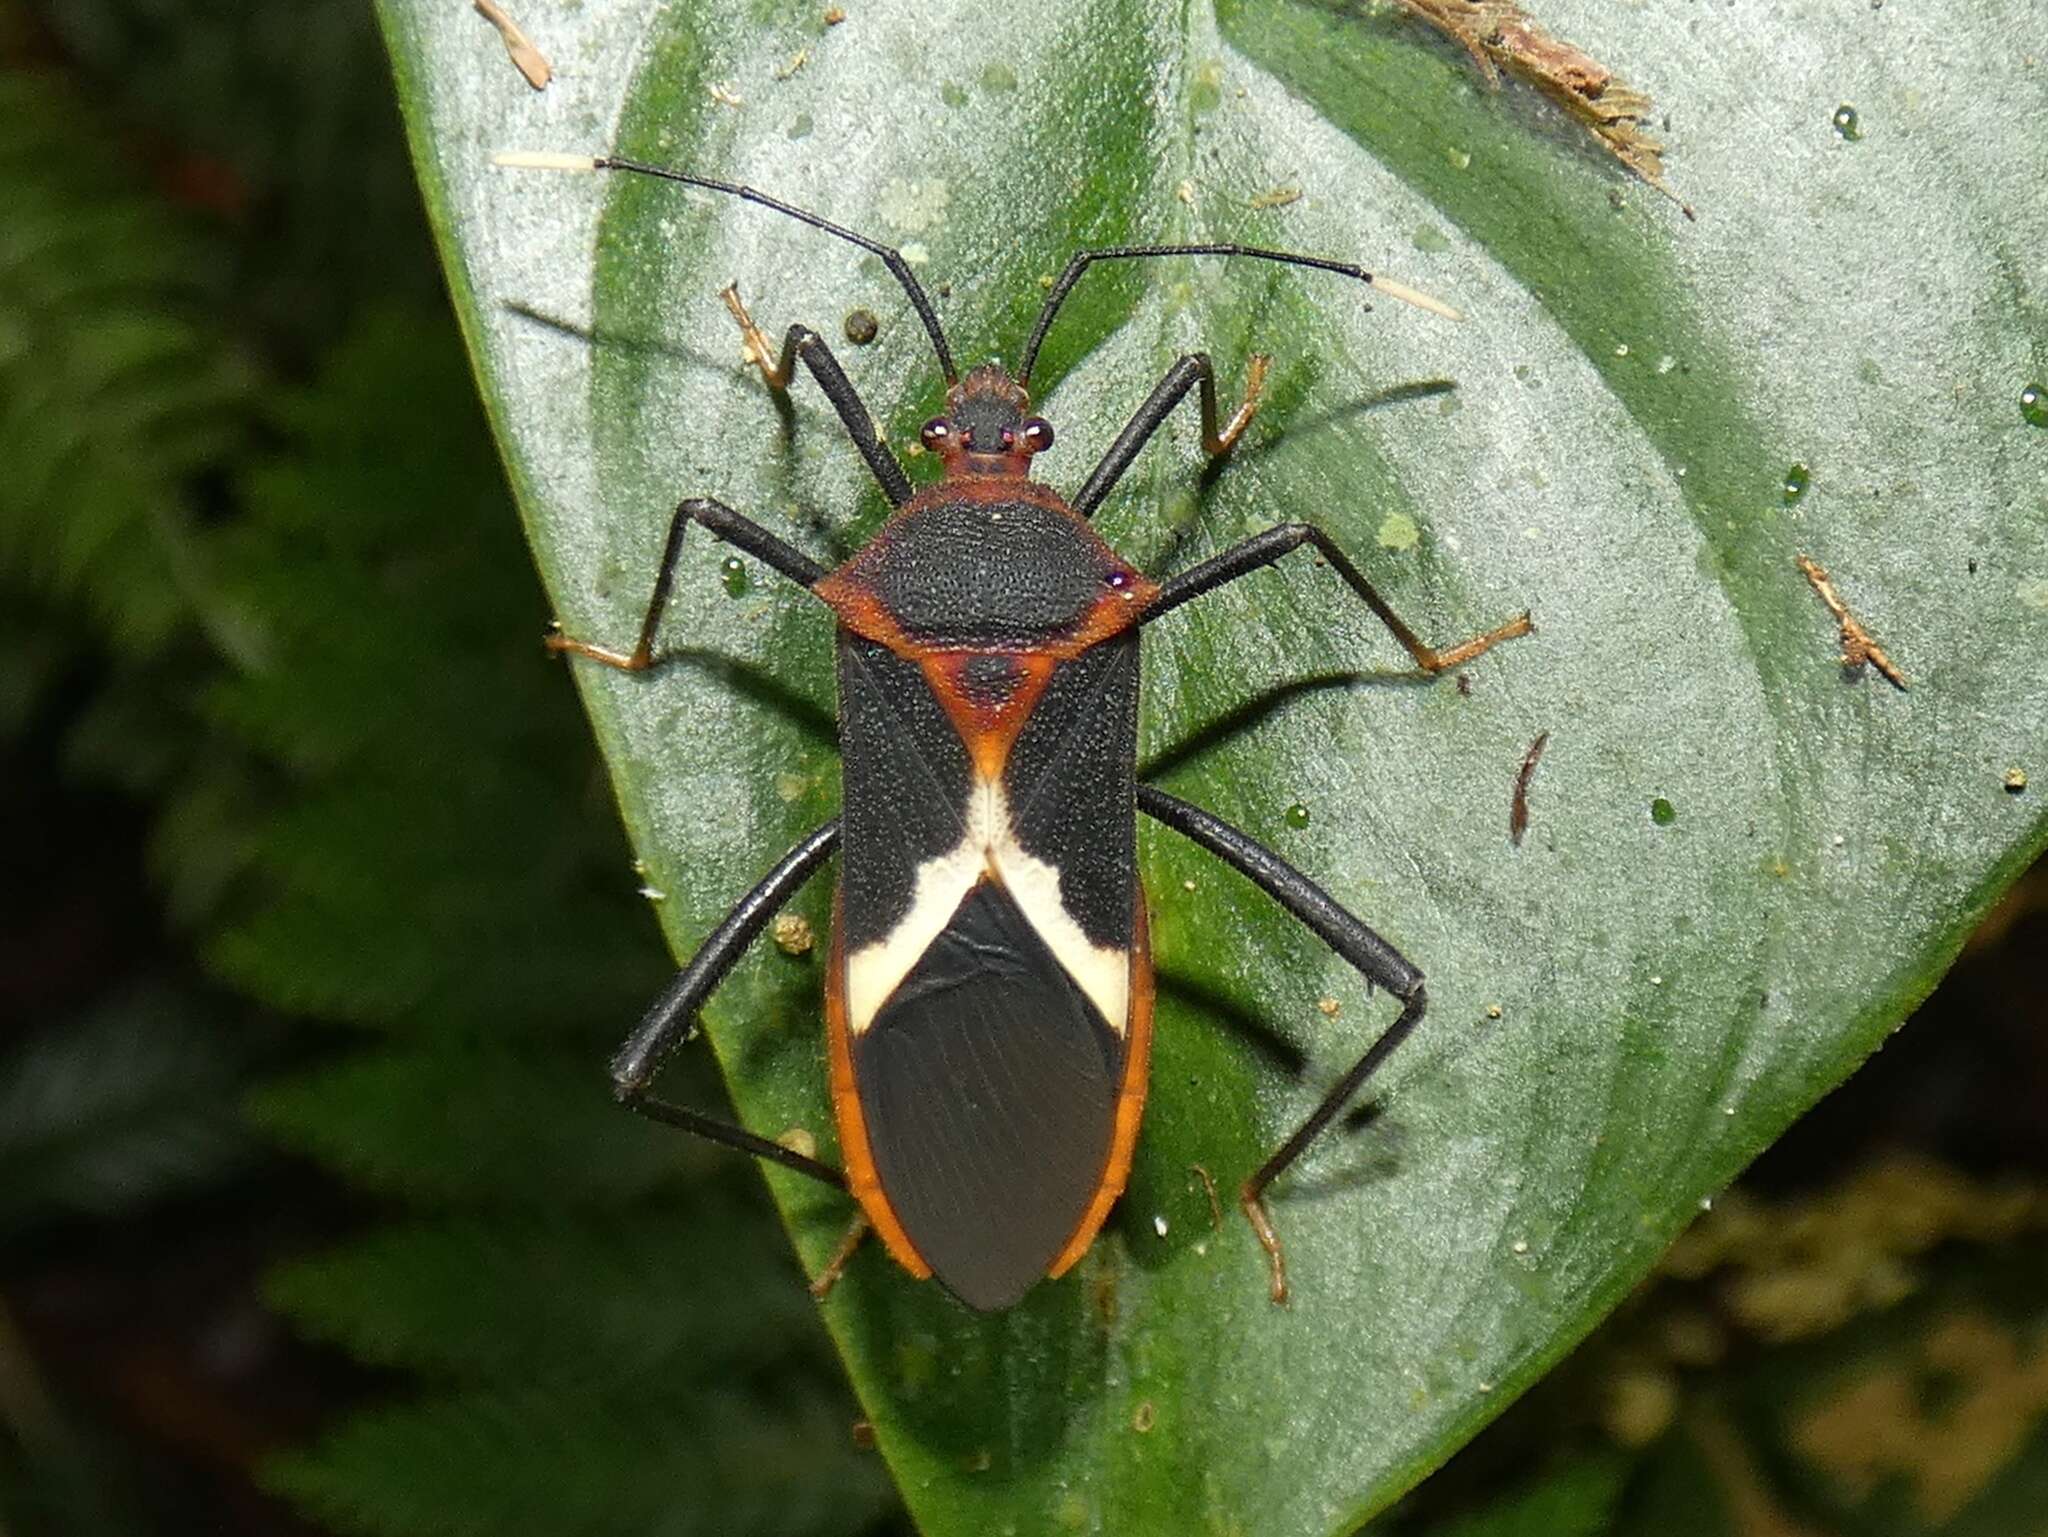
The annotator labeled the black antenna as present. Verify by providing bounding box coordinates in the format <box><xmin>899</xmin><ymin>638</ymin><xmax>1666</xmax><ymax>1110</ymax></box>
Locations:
<box><xmin>1015</xmin><ymin>243</ymin><xmax>1457</xmax><ymax>386</ymax></box>
<box><xmin>496</xmin><ymin>152</ymin><xmax>957</xmax><ymax>384</ymax></box>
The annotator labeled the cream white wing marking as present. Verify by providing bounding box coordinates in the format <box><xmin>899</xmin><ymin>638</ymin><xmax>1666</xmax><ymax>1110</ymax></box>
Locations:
<box><xmin>844</xmin><ymin>778</ymin><xmax>1129</xmax><ymax>1037</ymax></box>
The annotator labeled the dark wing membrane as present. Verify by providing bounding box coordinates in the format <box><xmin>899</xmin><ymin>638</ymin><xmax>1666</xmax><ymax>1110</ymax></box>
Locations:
<box><xmin>1002</xmin><ymin>632</ymin><xmax>1140</xmax><ymax>951</ymax></box>
<box><xmin>835</xmin><ymin>635</ymin><xmax>973</xmax><ymax>952</ymax></box>
<box><xmin>856</xmin><ymin>881</ymin><xmax>1125</xmax><ymax>1311</ymax></box>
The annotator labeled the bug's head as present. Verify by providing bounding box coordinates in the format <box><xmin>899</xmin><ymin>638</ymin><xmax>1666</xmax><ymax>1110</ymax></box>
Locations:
<box><xmin>922</xmin><ymin>362</ymin><xmax>1054</xmax><ymax>478</ymax></box>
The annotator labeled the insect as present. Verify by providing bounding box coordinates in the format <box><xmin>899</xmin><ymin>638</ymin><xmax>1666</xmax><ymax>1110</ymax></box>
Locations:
<box><xmin>497</xmin><ymin>150</ymin><xmax>1532</xmax><ymax>1311</ymax></box>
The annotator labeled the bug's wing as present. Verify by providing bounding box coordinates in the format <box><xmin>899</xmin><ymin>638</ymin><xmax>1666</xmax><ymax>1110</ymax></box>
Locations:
<box><xmin>857</xmin><ymin>880</ymin><xmax>1129</xmax><ymax>1310</ymax></box>
<box><xmin>832</xmin><ymin>635</ymin><xmax>1146</xmax><ymax>1310</ymax></box>
<box><xmin>1002</xmin><ymin>633</ymin><xmax>1140</xmax><ymax>959</ymax></box>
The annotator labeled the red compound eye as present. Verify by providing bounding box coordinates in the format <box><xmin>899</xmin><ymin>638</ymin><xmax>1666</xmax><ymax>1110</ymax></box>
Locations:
<box><xmin>1021</xmin><ymin>418</ymin><xmax>1055</xmax><ymax>453</ymax></box>
<box><xmin>920</xmin><ymin>417</ymin><xmax>952</xmax><ymax>451</ymax></box>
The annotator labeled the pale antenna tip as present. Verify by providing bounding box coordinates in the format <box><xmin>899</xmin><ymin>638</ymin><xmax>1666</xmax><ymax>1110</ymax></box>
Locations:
<box><xmin>1369</xmin><ymin>273</ymin><xmax>1463</xmax><ymax>323</ymax></box>
<box><xmin>492</xmin><ymin>150</ymin><xmax>599</xmax><ymax>172</ymax></box>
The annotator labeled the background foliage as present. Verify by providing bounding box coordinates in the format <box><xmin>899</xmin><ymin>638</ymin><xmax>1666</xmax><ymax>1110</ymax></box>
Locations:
<box><xmin>1</xmin><ymin>0</ymin><xmax>2044</xmax><ymax>1535</ymax></box>
<box><xmin>382</xmin><ymin>0</ymin><xmax>2047</xmax><ymax>1531</ymax></box>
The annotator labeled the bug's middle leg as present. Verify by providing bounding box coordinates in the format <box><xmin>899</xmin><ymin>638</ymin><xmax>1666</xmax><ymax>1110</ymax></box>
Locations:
<box><xmin>1137</xmin><ymin>785</ymin><xmax>1426</xmax><ymax>1305</ymax></box>
<box><xmin>721</xmin><ymin>284</ymin><xmax>913</xmax><ymax>507</ymax></box>
<box><xmin>1143</xmin><ymin>521</ymin><xmax>1532</xmax><ymax>673</ymax></box>
<box><xmin>1070</xmin><ymin>352</ymin><xmax>1271</xmax><ymax>520</ymax></box>
<box><xmin>546</xmin><ymin>496</ymin><xmax>828</xmax><ymax>671</ymax></box>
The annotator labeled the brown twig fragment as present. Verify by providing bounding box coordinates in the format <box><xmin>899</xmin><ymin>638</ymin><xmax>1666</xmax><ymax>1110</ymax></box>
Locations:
<box><xmin>1510</xmin><ymin>729</ymin><xmax>1550</xmax><ymax>847</ymax></box>
<box><xmin>1243</xmin><ymin>1187</ymin><xmax>1291</xmax><ymax>1305</ymax></box>
<box><xmin>1386</xmin><ymin>0</ymin><xmax>1693</xmax><ymax>217</ymax></box>
<box><xmin>1188</xmin><ymin>1164</ymin><xmax>1223</xmax><ymax>1231</ymax></box>
<box><xmin>1797</xmin><ymin>556</ymin><xmax>1908</xmax><ymax>691</ymax></box>
<box><xmin>472</xmin><ymin>0</ymin><xmax>552</xmax><ymax>90</ymax></box>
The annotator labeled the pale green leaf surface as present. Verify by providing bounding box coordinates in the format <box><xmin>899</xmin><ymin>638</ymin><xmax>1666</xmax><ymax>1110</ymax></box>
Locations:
<box><xmin>375</xmin><ymin>1</ymin><xmax>2048</xmax><ymax>1531</ymax></box>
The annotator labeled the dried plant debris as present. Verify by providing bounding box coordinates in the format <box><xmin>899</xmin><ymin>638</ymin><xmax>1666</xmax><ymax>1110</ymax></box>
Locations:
<box><xmin>1386</xmin><ymin>0</ymin><xmax>1692</xmax><ymax>217</ymax></box>
<box><xmin>1797</xmin><ymin>555</ymin><xmax>1908</xmax><ymax>691</ymax></box>
<box><xmin>473</xmin><ymin>0</ymin><xmax>551</xmax><ymax>91</ymax></box>
<box><xmin>1510</xmin><ymin>729</ymin><xmax>1550</xmax><ymax>847</ymax></box>
<box><xmin>772</xmin><ymin>912</ymin><xmax>815</xmax><ymax>956</ymax></box>
<box><xmin>1660</xmin><ymin>1153</ymin><xmax>2045</xmax><ymax>1343</ymax></box>
<box><xmin>1188</xmin><ymin>1165</ymin><xmax>1224</xmax><ymax>1230</ymax></box>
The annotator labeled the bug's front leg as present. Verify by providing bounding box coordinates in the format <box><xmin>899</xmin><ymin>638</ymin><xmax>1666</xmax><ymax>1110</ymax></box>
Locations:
<box><xmin>1070</xmin><ymin>352</ymin><xmax>1271</xmax><ymax>520</ymax></box>
<box><xmin>720</xmin><ymin>284</ymin><xmax>913</xmax><ymax>508</ymax></box>
<box><xmin>1137</xmin><ymin>785</ymin><xmax>1426</xmax><ymax>1305</ymax></box>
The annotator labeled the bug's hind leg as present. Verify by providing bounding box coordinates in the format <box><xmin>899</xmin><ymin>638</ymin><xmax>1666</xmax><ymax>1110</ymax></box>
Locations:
<box><xmin>807</xmin><ymin>1213</ymin><xmax>871</xmax><ymax>1300</ymax></box>
<box><xmin>1137</xmin><ymin>785</ymin><xmax>1426</xmax><ymax>1305</ymax></box>
<box><xmin>721</xmin><ymin>283</ymin><xmax>913</xmax><ymax>507</ymax></box>
<box><xmin>610</xmin><ymin>822</ymin><xmax>847</xmax><ymax>1211</ymax></box>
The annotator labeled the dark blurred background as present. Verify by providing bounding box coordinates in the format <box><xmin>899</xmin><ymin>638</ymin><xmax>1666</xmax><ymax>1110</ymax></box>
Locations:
<box><xmin>1</xmin><ymin>4</ymin><xmax>2042</xmax><ymax>1534</ymax></box>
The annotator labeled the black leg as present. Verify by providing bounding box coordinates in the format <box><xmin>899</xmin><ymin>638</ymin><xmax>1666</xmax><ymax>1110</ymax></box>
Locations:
<box><xmin>1138</xmin><ymin>785</ymin><xmax>1426</xmax><ymax>1304</ymax></box>
<box><xmin>611</xmin><ymin>820</ymin><xmax>844</xmax><ymax>1191</ymax></box>
<box><xmin>1144</xmin><ymin>522</ymin><xmax>1532</xmax><ymax>674</ymax></box>
<box><xmin>722</xmin><ymin>285</ymin><xmax>913</xmax><ymax>507</ymax></box>
<box><xmin>1070</xmin><ymin>352</ymin><xmax>1271</xmax><ymax>521</ymax></box>
<box><xmin>547</xmin><ymin>496</ymin><xmax>828</xmax><ymax>671</ymax></box>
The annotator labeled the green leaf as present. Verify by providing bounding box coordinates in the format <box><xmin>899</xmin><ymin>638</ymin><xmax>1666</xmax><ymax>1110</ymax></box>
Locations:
<box><xmin>376</xmin><ymin>0</ymin><xmax>2048</xmax><ymax>1530</ymax></box>
<box><xmin>249</xmin><ymin>1044</ymin><xmax>692</xmax><ymax>1205</ymax></box>
<box><xmin>1431</xmin><ymin>1457</ymin><xmax>1624</xmax><ymax>1537</ymax></box>
<box><xmin>0</xmin><ymin>72</ymin><xmax>252</xmax><ymax>655</ymax></box>
<box><xmin>265</xmin><ymin>1384</ymin><xmax>896</xmax><ymax>1537</ymax></box>
<box><xmin>265</xmin><ymin>1209</ymin><xmax>823</xmax><ymax>1386</ymax></box>
<box><xmin>0</xmin><ymin>987</ymin><xmax>257</xmax><ymax>1233</ymax></box>
<box><xmin>30</xmin><ymin>0</ymin><xmax>442</xmax><ymax>353</ymax></box>
<box><xmin>207</xmin><ymin>308</ymin><xmax>877</xmax><ymax>1534</ymax></box>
